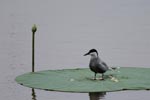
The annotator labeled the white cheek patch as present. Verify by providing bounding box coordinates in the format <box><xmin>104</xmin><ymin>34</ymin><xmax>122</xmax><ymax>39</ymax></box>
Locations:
<box><xmin>90</xmin><ymin>52</ymin><xmax>97</xmax><ymax>57</ymax></box>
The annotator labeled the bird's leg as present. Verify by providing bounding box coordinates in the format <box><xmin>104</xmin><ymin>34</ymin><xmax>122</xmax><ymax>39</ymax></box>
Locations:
<box><xmin>101</xmin><ymin>73</ymin><xmax>104</xmax><ymax>80</ymax></box>
<box><xmin>94</xmin><ymin>73</ymin><xmax>97</xmax><ymax>80</ymax></box>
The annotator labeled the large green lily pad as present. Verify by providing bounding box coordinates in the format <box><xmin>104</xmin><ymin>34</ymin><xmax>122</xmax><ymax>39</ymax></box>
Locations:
<box><xmin>15</xmin><ymin>67</ymin><xmax>150</xmax><ymax>92</ymax></box>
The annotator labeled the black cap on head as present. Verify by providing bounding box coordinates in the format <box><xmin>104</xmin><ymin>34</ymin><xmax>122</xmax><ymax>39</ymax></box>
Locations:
<box><xmin>84</xmin><ymin>49</ymin><xmax>98</xmax><ymax>56</ymax></box>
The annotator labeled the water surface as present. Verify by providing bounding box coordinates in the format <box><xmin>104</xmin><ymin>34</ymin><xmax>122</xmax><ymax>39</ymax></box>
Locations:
<box><xmin>1</xmin><ymin>0</ymin><xmax>150</xmax><ymax>100</ymax></box>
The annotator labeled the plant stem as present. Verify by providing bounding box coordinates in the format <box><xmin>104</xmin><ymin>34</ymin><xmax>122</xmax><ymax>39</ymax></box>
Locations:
<box><xmin>32</xmin><ymin>31</ymin><xmax>35</xmax><ymax>72</ymax></box>
<box><xmin>31</xmin><ymin>24</ymin><xmax>37</xmax><ymax>72</ymax></box>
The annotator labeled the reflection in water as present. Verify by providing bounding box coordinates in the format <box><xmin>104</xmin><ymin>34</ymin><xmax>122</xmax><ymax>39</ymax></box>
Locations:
<box><xmin>32</xmin><ymin>89</ymin><xmax>37</xmax><ymax>100</ymax></box>
<box><xmin>31</xmin><ymin>88</ymin><xmax>106</xmax><ymax>100</ymax></box>
<box><xmin>89</xmin><ymin>92</ymin><xmax>106</xmax><ymax>100</ymax></box>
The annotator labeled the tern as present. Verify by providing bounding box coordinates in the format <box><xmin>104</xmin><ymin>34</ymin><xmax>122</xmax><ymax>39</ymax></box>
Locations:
<box><xmin>84</xmin><ymin>49</ymin><xmax>109</xmax><ymax>80</ymax></box>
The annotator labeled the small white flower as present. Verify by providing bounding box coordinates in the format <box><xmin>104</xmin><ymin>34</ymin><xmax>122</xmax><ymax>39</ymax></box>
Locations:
<box><xmin>70</xmin><ymin>78</ymin><xmax>75</xmax><ymax>82</ymax></box>
<box><xmin>109</xmin><ymin>76</ymin><xmax>119</xmax><ymax>82</ymax></box>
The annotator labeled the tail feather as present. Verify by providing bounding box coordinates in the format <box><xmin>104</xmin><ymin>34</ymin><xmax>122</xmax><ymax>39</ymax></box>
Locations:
<box><xmin>108</xmin><ymin>66</ymin><xmax>118</xmax><ymax>71</ymax></box>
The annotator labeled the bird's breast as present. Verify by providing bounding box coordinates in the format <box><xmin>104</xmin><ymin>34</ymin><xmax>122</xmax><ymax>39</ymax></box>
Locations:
<box><xmin>89</xmin><ymin>58</ymin><xmax>107</xmax><ymax>73</ymax></box>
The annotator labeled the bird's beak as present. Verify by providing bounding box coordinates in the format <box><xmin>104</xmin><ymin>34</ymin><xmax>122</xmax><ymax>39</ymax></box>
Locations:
<box><xmin>84</xmin><ymin>52</ymin><xmax>89</xmax><ymax>56</ymax></box>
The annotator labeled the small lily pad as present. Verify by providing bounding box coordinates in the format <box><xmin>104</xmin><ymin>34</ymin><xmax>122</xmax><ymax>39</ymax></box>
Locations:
<box><xmin>15</xmin><ymin>67</ymin><xmax>150</xmax><ymax>92</ymax></box>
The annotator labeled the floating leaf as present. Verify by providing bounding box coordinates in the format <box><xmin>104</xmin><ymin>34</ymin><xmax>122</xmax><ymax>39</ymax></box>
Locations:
<box><xmin>15</xmin><ymin>67</ymin><xmax>150</xmax><ymax>92</ymax></box>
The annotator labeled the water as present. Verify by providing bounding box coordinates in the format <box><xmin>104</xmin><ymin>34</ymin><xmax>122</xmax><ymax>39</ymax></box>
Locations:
<box><xmin>1</xmin><ymin>0</ymin><xmax>150</xmax><ymax>100</ymax></box>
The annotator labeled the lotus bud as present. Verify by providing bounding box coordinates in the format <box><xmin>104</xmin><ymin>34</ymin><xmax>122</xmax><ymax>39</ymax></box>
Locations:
<box><xmin>32</xmin><ymin>24</ymin><xmax>37</xmax><ymax>33</ymax></box>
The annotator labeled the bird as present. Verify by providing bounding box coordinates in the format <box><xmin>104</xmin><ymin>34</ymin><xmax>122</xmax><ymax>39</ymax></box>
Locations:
<box><xmin>84</xmin><ymin>49</ymin><xmax>109</xmax><ymax>80</ymax></box>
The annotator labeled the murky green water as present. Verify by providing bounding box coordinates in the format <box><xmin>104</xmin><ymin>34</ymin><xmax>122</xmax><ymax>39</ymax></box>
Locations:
<box><xmin>1</xmin><ymin>0</ymin><xmax>150</xmax><ymax>100</ymax></box>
